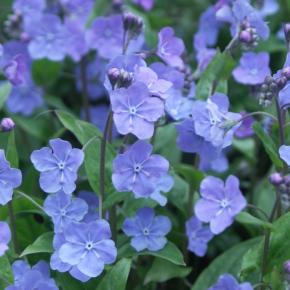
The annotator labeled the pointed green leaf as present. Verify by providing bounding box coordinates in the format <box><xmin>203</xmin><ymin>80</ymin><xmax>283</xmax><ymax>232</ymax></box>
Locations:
<box><xmin>235</xmin><ymin>212</ymin><xmax>274</xmax><ymax>230</ymax></box>
<box><xmin>96</xmin><ymin>258</ymin><xmax>132</xmax><ymax>290</ymax></box>
<box><xmin>0</xmin><ymin>81</ymin><xmax>12</xmax><ymax>110</ymax></box>
<box><xmin>20</xmin><ymin>232</ymin><xmax>53</xmax><ymax>257</ymax></box>
<box><xmin>252</xmin><ymin>122</ymin><xmax>283</xmax><ymax>168</ymax></box>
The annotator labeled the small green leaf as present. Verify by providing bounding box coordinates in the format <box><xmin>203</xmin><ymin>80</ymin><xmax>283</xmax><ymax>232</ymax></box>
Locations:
<box><xmin>235</xmin><ymin>212</ymin><xmax>274</xmax><ymax>231</ymax></box>
<box><xmin>20</xmin><ymin>232</ymin><xmax>53</xmax><ymax>257</ymax></box>
<box><xmin>103</xmin><ymin>191</ymin><xmax>129</xmax><ymax>211</ymax></box>
<box><xmin>0</xmin><ymin>255</ymin><xmax>13</xmax><ymax>289</ymax></box>
<box><xmin>56</xmin><ymin>110</ymin><xmax>102</xmax><ymax>145</ymax></box>
<box><xmin>84</xmin><ymin>138</ymin><xmax>115</xmax><ymax>195</ymax></box>
<box><xmin>167</xmin><ymin>173</ymin><xmax>189</xmax><ymax>216</ymax></box>
<box><xmin>144</xmin><ymin>258</ymin><xmax>191</xmax><ymax>284</ymax></box>
<box><xmin>119</xmin><ymin>242</ymin><xmax>185</xmax><ymax>266</ymax></box>
<box><xmin>241</xmin><ymin>212</ymin><xmax>290</xmax><ymax>280</ymax></box>
<box><xmin>191</xmin><ymin>238</ymin><xmax>261</xmax><ymax>290</ymax></box>
<box><xmin>96</xmin><ymin>258</ymin><xmax>132</xmax><ymax>290</ymax></box>
<box><xmin>87</xmin><ymin>0</ymin><xmax>110</xmax><ymax>26</ymax></box>
<box><xmin>174</xmin><ymin>164</ymin><xmax>205</xmax><ymax>190</ymax></box>
<box><xmin>252</xmin><ymin>122</ymin><xmax>283</xmax><ymax>168</ymax></box>
<box><xmin>196</xmin><ymin>51</ymin><xmax>236</xmax><ymax>100</ymax></box>
<box><xmin>0</xmin><ymin>81</ymin><xmax>12</xmax><ymax>109</ymax></box>
<box><xmin>6</xmin><ymin>131</ymin><xmax>19</xmax><ymax>168</ymax></box>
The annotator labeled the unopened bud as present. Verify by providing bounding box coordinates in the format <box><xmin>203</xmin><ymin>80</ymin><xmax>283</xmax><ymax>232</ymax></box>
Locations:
<box><xmin>276</xmin><ymin>76</ymin><xmax>287</xmax><ymax>89</ymax></box>
<box><xmin>123</xmin><ymin>12</ymin><xmax>143</xmax><ymax>35</ymax></box>
<box><xmin>108</xmin><ymin>67</ymin><xmax>121</xmax><ymax>89</ymax></box>
<box><xmin>0</xmin><ymin>118</ymin><xmax>15</xmax><ymax>132</ymax></box>
<box><xmin>269</xmin><ymin>172</ymin><xmax>284</xmax><ymax>186</ymax></box>
<box><xmin>282</xmin><ymin>67</ymin><xmax>290</xmax><ymax>79</ymax></box>
<box><xmin>239</xmin><ymin>30</ymin><xmax>252</xmax><ymax>44</ymax></box>
<box><xmin>284</xmin><ymin>23</ymin><xmax>290</xmax><ymax>48</ymax></box>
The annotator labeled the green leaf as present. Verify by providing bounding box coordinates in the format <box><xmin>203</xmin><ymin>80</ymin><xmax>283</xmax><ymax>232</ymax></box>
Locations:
<box><xmin>12</xmin><ymin>114</ymin><xmax>54</xmax><ymax>141</ymax></box>
<box><xmin>191</xmin><ymin>238</ymin><xmax>261</xmax><ymax>290</ymax></box>
<box><xmin>167</xmin><ymin>173</ymin><xmax>189</xmax><ymax>216</ymax></box>
<box><xmin>32</xmin><ymin>59</ymin><xmax>62</xmax><ymax>86</ymax></box>
<box><xmin>144</xmin><ymin>258</ymin><xmax>191</xmax><ymax>284</ymax></box>
<box><xmin>84</xmin><ymin>138</ymin><xmax>115</xmax><ymax>195</ymax></box>
<box><xmin>56</xmin><ymin>272</ymin><xmax>96</xmax><ymax>290</ymax></box>
<box><xmin>196</xmin><ymin>51</ymin><xmax>236</xmax><ymax>100</ymax></box>
<box><xmin>96</xmin><ymin>258</ymin><xmax>132</xmax><ymax>290</ymax></box>
<box><xmin>174</xmin><ymin>164</ymin><xmax>205</xmax><ymax>190</ymax></box>
<box><xmin>0</xmin><ymin>255</ymin><xmax>13</xmax><ymax>289</ymax></box>
<box><xmin>154</xmin><ymin>123</ymin><xmax>181</xmax><ymax>165</ymax></box>
<box><xmin>0</xmin><ymin>81</ymin><xmax>12</xmax><ymax>109</ymax></box>
<box><xmin>235</xmin><ymin>212</ymin><xmax>274</xmax><ymax>231</ymax></box>
<box><xmin>241</xmin><ymin>212</ymin><xmax>290</xmax><ymax>281</ymax></box>
<box><xmin>20</xmin><ymin>232</ymin><xmax>53</xmax><ymax>257</ymax></box>
<box><xmin>87</xmin><ymin>0</ymin><xmax>110</xmax><ymax>26</ymax></box>
<box><xmin>119</xmin><ymin>241</ymin><xmax>185</xmax><ymax>266</ymax></box>
<box><xmin>252</xmin><ymin>122</ymin><xmax>283</xmax><ymax>168</ymax></box>
<box><xmin>103</xmin><ymin>191</ymin><xmax>129</xmax><ymax>211</ymax></box>
<box><xmin>6</xmin><ymin>131</ymin><xmax>19</xmax><ymax>168</ymax></box>
<box><xmin>56</xmin><ymin>110</ymin><xmax>102</xmax><ymax>145</ymax></box>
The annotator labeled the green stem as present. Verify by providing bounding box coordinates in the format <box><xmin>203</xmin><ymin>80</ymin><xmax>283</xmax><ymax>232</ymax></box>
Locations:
<box><xmin>259</xmin><ymin>196</ymin><xmax>279</xmax><ymax>290</ymax></box>
<box><xmin>8</xmin><ymin>201</ymin><xmax>19</xmax><ymax>255</ymax></box>
<box><xmin>99</xmin><ymin>111</ymin><xmax>113</xmax><ymax>219</ymax></box>
<box><xmin>80</xmin><ymin>57</ymin><xmax>91</xmax><ymax>122</ymax></box>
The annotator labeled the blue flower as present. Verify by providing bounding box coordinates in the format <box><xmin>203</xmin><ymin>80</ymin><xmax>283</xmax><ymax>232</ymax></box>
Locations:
<box><xmin>191</xmin><ymin>93</ymin><xmax>241</xmax><ymax>148</ymax></box>
<box><xmin>195</xmin><ymin>175</ymin><xmax>247</xmax><ymax>234</ymax></box>
<box><xmin>0</xmin><ymin>150</ymin><xmax>22</xmax><ymax>206</ymax></box>
<box><xmin>6</xmin><ymin>260</ymin><xmax>58</xmax><ymax>290</ymax></box>
<box><xmin>30</xmin><ymin>138</ymin><xmax>84</xmax><ymax>195</ymax></box>
<box><xmin>112</xmin><ymin>140</ymin><xmax>169</xmax><ymax>197</ymax></box>
<box><xmin>25</xmin><ymin>14</ymin><xmax>67</xmax><ymax>61</ymax></box>
<box><xmin>44</xmin><ymin>191</ymin><xmax>88</xmax><ymax>233</ymax></box>
<box><xmin>122</xmin><ymin>207</ymin><xmax>172</xmax><ymax>252</ymax></box>
<box><xmin>0</xmin><ymin>222</ymin><xmax>11</xmax><ymax>256</ymax></box>
<box><xmin>186</xmin><ymin>216</ymin><xmax>213</xmax><ymax>257</ymax></box>
<box><xmin>58</xmin><ymin>220</ymin><xmax>117</xmax><ymax>278</ymax></box>
<box><xmin>208</xmin><ymin>273</ymin><xmax>253</xmax><ymax>290</ymax></box>
<box><xmin>279</xmin><ymin>145</ymin><xmax>290</xmax><ymax>166</ymax></box>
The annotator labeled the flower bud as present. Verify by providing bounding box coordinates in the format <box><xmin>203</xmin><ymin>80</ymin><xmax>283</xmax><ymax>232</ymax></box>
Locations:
<box><xmin>108</xmin><ymin>67</ymin><xmax>121</xmax><ymax>89</ymax></box>
<box><xmin>269</xmin><ymin>172</ymin><xmax>284</xmax><ymax>186</ymax></box>
<box><xmin>239</xmin><ymin>30</ymin><xmax>252</xmax><ymax>44</ymax></box>
<box><xmin>0</xmin><ymin>118</ymin><xmax>15</xmax><ymax>132</ymax></box>
<box><xmin>282</xmin><ymin>67</ymin><xmax>290</xmax><ymax>79</ymax></box>
<box><xmin>276</xmin><ymin>76</ymin><xmax>287</xmax><ymax>89</ymax></box>
<box><xmin>123</xmin><ymin>12</ymin><xmax>143</xmax><ymax>36</ymax></box>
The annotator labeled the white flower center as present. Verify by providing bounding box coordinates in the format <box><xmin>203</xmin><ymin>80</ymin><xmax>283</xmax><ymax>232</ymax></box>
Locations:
<box><xmin>129</xmin><ymin>106</ymin><xmax>137</xmax><ymax>115</ymax></box>
<box><xmin>143</xmin><ymin>228</ymin><xmax>150</xmax><ymax>236</ymax></box>
<box><xmin>220</xmin><ymin>198</ymin><xmax>230</xmax><ymax>208</ymax></box>
<box><xmin>134</xmin><ymin>164</ymin><xmax>142</xmax><ymax>173</ymax></box>
<box><xmin>85</xmin><ymin>242</ymin><xmax>93</xmax><ymax>251</ymax></box>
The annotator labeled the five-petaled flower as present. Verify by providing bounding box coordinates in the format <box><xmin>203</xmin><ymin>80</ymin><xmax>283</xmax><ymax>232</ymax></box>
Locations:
<box><xmin>30</xmin><ymin>138</ymin><xmax>84</xmax><ymax>195</ymax></box>
<box><xmin>110</xmin><ymin>82</ymin><xmax>164</xmax><ymax>139</ymax></box>
<box><xmin>122</xmin><ymin>207</ymin><xmax>172</xmax><ymax>252</ymax></box>
<box><xmin>0</xmin><ymin>149</ymin><xmax>22</xmax><ymax>206</ymax></box>
<box><xmin>195</xmin><ymin>175</ymin><xmax>247</xmax><ymax>234</ymax></box>
<box><xmin>112</xmin><ymin>140</ymin><xmax>169</xmax><ymax>197</ymax></box>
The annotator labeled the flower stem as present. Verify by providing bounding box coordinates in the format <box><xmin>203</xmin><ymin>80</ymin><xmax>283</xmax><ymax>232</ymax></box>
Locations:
<box><xmin>99</xmin><ymin>110</ymin><xmax>113</xmax><ymax>219</ymax></box>
<box><xmin>80</xmin><ymin>57</ymin><xmax>91</xmax><ymax>122</ymax></box>
<box><xmin>259</xmin><ymin>194</ymin><xmax>279</xmax><ymax>290</ymax></box>
<box><xmin>8</xmin><ymin>201</ymin><xmax>19</xmax><ymax>255</ymax></box>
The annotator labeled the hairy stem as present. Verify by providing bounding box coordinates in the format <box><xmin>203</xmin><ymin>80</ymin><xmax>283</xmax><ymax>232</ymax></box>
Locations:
<box><xmin>80</xmin><ymin>57</ymin><xmax>91</xmax><ymax>122</ymax></box>
<box><xmin>99</xmin><ymin>111</ymin><xmax>113</xmax><ymax>219</ymax></box>
<box><xmin>8</xmin><ymin>201</ymin><xmax>19</xmax><ymax>255</ymax></box>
